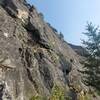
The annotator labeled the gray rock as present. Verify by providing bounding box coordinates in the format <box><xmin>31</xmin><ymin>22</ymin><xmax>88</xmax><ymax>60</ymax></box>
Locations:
<box><xmin>0</xmin><ymin>0</ymin><xmax>99</xmax><ymax>100</ymax></box>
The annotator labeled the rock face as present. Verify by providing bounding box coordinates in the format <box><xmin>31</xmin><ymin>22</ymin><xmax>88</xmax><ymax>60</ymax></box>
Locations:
<box><xmin>0</xmin><ymin>0</ymin><xmax>99</xmax><ymax>100</ymax></box>
<box><xmin>68</xmin><ymin>43</ymin><xmax>88</xmax><ymax>57</ymax></box>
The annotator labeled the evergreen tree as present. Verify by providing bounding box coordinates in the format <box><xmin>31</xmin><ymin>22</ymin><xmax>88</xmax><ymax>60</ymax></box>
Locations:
<box><xmin>59</xmin><ymin>32</ymin><xmax>64</xmax><ymax>40</ymax></box>
<box><xmin>82</xmin><ymin>22</ymin><xmax>100</xmax><ymax>91</ymax></box>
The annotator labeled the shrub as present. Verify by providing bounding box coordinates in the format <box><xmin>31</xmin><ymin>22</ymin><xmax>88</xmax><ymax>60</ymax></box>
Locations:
<box><xmin>30</xmin><ymin>85</ymin><xmax>71</xmax><ymax>100</ymax></box>
<box><xmin>59</xmin><ymin>32</ymin><xmax>64</xmax><ymax>40</ymax></box>
<box><xmin>50</xmin><ymin>85</ymin><xmax>71</xmax><ymax>100</ymax></box>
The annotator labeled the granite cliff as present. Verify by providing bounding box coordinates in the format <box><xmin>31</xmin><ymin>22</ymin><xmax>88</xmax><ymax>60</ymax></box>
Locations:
<box><xmin>0</xmin><ymin>0</ymin><xmax>99</xmax><ymax>100</ymax></box>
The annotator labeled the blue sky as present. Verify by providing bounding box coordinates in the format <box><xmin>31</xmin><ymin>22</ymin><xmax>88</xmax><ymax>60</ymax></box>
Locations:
<box><xmin>27</xmin><ymin>0</ymin><xmax>100</xmax><ymax>45</ymax></box>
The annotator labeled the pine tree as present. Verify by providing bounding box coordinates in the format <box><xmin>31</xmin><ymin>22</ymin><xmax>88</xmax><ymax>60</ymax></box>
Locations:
<box><xmin>59</xmin><ymin>32</ymin><xmax>64</xmax><ymax>40</ymax></box>
<box><xmin>82</xmin><ymin>22</ymin><xmax>100</xmax><ymax>91</ymax></box>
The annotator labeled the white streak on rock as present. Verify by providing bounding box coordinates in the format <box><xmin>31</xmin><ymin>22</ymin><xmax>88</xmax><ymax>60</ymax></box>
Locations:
<box><xmin>4</xmin><ymin>33</ymin><xmax>8</xmax><ymax>38</ymax></box>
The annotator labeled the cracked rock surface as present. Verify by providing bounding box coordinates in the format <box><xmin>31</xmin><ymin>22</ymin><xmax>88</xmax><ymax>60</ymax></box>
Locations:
<box><xmin>0</xmin><ymin>0</ymin><xmax>100</xmax><ymax>100</ymax></box>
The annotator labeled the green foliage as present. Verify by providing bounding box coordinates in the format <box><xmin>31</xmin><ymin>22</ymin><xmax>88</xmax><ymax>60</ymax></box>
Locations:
<box><xmin>79</xmin><ymin>94</ymin><xmax>91</xmax><ymax>100</ymax></box>
<box><xmin>39</xmin><ymin>12</ymin><xmax>44</xmax><ymax>19</ymax></box>
<box><xmin>30</xmin><ymin>95</ymin><xmax>47</xmax><ymax>100</ymax></box>
<box><xmin>95</xmin><ymin>89</ymin><xmax>100</xmax><ymax>96</ymax></box>
<box><xmin>59</xmin><ymin>32</ymin><xmax>64</xmax><ymax>40</ymax></box>
<box><xmin>30</xmin><ymin>95</ymin><xmax>41</xmax><ymax>100</ymax></box>
<box><xmin>81</xmin><ymin>22</ymin><xmax>100</xmax><ymax>92</ymax></box>
<box><xmin>50</xmin><ymin>85</ymin><xmax>71</xmax><ymax>100</ymax></box>
<box><xmin>30</xmin><ymin>85</ymin><xmax>71</xmax><ymax>100</ymax></box>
